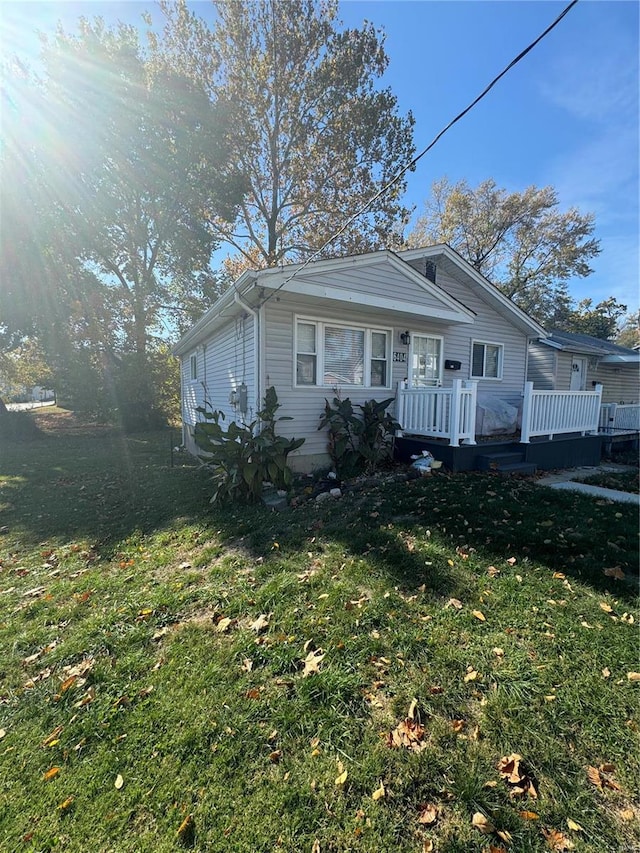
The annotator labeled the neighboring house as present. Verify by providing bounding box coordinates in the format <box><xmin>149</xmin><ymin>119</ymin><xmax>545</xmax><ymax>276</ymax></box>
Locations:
<box><xmin>527</xmin><ymin>329</ymin><xmax>639</xmax><ymax>403</ymax></box>
<box><xmin>174</xmin><ymin>245</ymin><xmax>611</xmax><ymax>472</ymax></box>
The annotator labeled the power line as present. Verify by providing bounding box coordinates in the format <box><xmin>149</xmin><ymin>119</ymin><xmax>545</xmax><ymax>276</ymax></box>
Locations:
<box><xmin>259</xmin><ymin>0</ymin><xmax>579</xmax><ymax>306</ymax></box>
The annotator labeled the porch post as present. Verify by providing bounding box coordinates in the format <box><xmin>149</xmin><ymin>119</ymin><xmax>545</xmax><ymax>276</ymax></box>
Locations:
<box><xmin>395</xmin><ymin>380</ymin><xmax>405</xmax><ymax>436</ymax></box>
<box><xmin>465</xmin><ymin>380</ymin><xmax>478</xmax><ymax>445</ymax></box>
<box><xmin>521</xmin><ymin>381</ymin><xmax>533</xmax><ymax>444</ymax></box>
<box><xmin>449</xmin><ymin>378</ymin><xmax>462</xmax><ymax>446</ymax></box>
<box><xmin>589</xmin><ymin>384</ymin><xmax>603</xmax><ymax>434</ymax></box>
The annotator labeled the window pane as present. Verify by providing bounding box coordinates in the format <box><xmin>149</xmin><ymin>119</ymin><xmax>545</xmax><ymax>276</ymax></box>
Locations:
<box><xmin>472</xmin><ymin>343</ymin><xmax>484</xmax><ymax>377</ymax></box>
<box><xmin>371</xmin><ymin>331</ymin><xmax>387</xmax><ymax>359</ymax></box>
<box><xmin>371</xmin><ymin>359</ymin><xmax>386</xmax><ymax>387</ymax></box>
<box><xmin>297</xmin><ymin>322</ymin><xmax>316</xmax><ymax>353</ymax></box>
<box><xmin>324</xmin><ymin>326</ymin><xmax>364</xmax><ymax>385</ymax></box>
<box><xmin>485</xmin><ymin>344</ymin><xmax>499</xmax><ymax>378</ymax></box>
<box><xmin>412</xmin><ymin>336</ymin><xmax>441</xmax><ymax>386</ymax></box>
<box><xmin>297</xmin><ymin>354</ymin><xmax>317</xmax><ymax>385</ymax></box>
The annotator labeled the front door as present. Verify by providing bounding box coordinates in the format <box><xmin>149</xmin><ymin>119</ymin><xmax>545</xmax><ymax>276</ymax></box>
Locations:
<box><xmin>410</xmin><ymin>335</ymin><xmax>442</xmax><ymax>387</ymax></box>
<box><xmin>570</xmin><ymin>357</ymin><xmax>586</xmax><ymax>391</ymax></box>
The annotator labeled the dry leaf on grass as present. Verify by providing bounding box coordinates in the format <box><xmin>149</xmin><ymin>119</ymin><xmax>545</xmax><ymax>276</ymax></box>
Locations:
<box><xmin>43</xmin><ymin>767</ymin><xmax>60</xmax><ymax>781</ymax></box>
<box><xmin>603</xmin><ymin>567</ymin><xmax>625</xmax><ymax>580</ymax></box>
<box><xmin>302</xmin><ymin>649</ymin><xmax>325</xmax><ymax>677</ymax></box>
<box><xmin>627</xmin><ymin>672</ymin><xmax>640</xmax><ymax>682</ymax></box>
<box><xmin>250</xmin><ymin>614</ymin><xmax>269</xmax><ymax>633</ymax></box>
<box><xmin>335</xmin><ymin>760</ymin><xmax>348</xmax><ymax>787</ymax></box>
<box><xmin>566</xmin><ymin>818</ymin><xmax>583</xmax><ymax>832</ymax></box>
<box><xmin>586</xmin><ymin>764</ymin><xmax>621</xmax><ymax>791</ymax></box>
<box><xmin>472</xmin><ymin>610</ymin><xmax>486</xmax><ymax>622</ymax></box>
<box><xmin>114</xmin><ymin>774</ymin><xmax>124</xmax><ymax>790</ymax></box>
<box><xmin>57</xmin><ymin>796</ymin><xmax>74</xmax><ymax>811</ymax></box>
<box><xmin>541</xmin><ymin>827</ymin><xmax>575</xmax><ymax>850</ymax></box>
<box><xmin>372</xmin><ymin>781</ymin><xmax>385</xmax><ymax>801</ymax></box>
<box><xmin>386</xmin><ymin>718</ymin><xmax>427</xmax><ymax>751</ymax></box>
<box><xmin>176</xmin><ymin>813</ymin><xmax>194</xmax><ymax>845</ymax></box>
<box><xmin>417</xmin><ymin>804</ymin><xmax>438</xmax><ymax>825</ymax></box>
<box><xmin>447</xmin><ymin>598</ymin><xmax>463</xmax><ymax>610</ymax></box>
<box><xmin>471</xmin><ymin>812</ymin><xmax>494</xmax><ymax>834</ymax></box>
<box><xmin>497</xmin><ymin>753</ymin><xmax>539</xmax><ymax>798</ymax></box>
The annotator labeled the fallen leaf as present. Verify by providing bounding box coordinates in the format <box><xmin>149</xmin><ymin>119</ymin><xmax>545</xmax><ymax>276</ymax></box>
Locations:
<box><xmin>552</xmin><ymin>572</ymin><xmax>566</xmax><ymax>579</ymax></box>
<box><xmin>386</xmin><ymin>718</ymin><xmax>427</xmax><ymax>751</ymax></box>
<box><xmin>627</xmin><ymin>672</ymin><xmax>640</xmax><ymax>682</ymax></box>
<box><xmin>447</xmin><ymin>598</ymin><xmax>463</xmax><ymax>610</ymax></box>
<box><xmin>372</xmin><ymin>780</ymin><xmax>385</xmax><ymax>801</ymax></box>
<box><xmin>566</xmin><ymin>818</ymin><xmax>583</xmax><ymax>832</ymax></box>
<box><xmin>506</xmin><ymin>557</ymin><xmax>517</xmax><ymax>565</ymax></box>
<box><xmin>408</xmin><ymin>697</ymin><xmax>418</xmax><ymax>719</ymax></box>
<box><xmin>269</xmin><ymin>750</ymin><xmax>282</xmax><ymax>763</ymax></box>
<box><xmin>603</xmin><ymin>567</ymin><xmax>625</xmax><ymax>580</ymax></box>
<box><xmin>302</xmin><ymin>649</ymin><xmax>325</xmax><ymax>677</ymax></box>
<box><xmin>245</xmin><ymin>688</ymin><xmax>261</xmax><ymax>700</ymax></box>
<box><xmin>464</xmin><ymin>669</ymin><xmax>478</xmax><ymax>682</ymax></box>
<box><xmin>311</xmin><ymin>840</ymin><xmax>321</xmax><ymax>853</ymax></box>
<box><xmin>215</xmin><ymin>617</ymin><xmax>233</xmax><ymax>633</ymax></box>
<box><xmin>451</xmin><ymin>719</ymin><xmax>465</xmax><ymax>733</ymax></box>
<box><xmin>241</xmin><ymin>658</ymin><xmax>253</xmax><ymax>672</ymax></box>
<box><xmin>250</xmin><ymin>614</ymin><xmax>269</xmax><ymax>633</ymax></box>
<box><xmin>492</xmin><ymin>647</ymin><xmax>504</xmax><ymax>657</ymax></box>
<box><xmin>471</xmin><ymin>811</ymin><xmax>494</xmax><ymax>834</ymax></box>
<box><xmin>542</xmin><ymin>827</ymin><xmax>575</xmax><ymax>850</ymax></box>
<box><xmin>417</xmin><ymin>804</ymin><xmax>438</xmax><ymax>825</ymax></box>
<box><xmin>602</xmin><ymin>667</ymin><xmax>611</xmax><ymax>678</ymax></box>
<box><xmin>114</xmin><ymin>774</ymin><xmax>124</xmax><ymax>790</ymax></box>
<box><xmin>335</xmin><ymin>761</ymin><xmax>348</xmax><ymax>787</ymax></box>
<box><xmin>619</xmin><ymin>808</ymin><xmax>635</xmax><ymax>821</ymax></box>
<box><xmin>176</xmin><ymin>813</ymin><xmax>194</xmax><ymax>845</ymax></box>
<box><xmin>42</xmin><ymin>726</ymin><xmax>64</xmax><ymax>747</ymax></box>
<box><xmin>423</xmin><ymin>841</ymin><xmax>434</xmax><ymax>853</ymax></box>
<box><xmin>58</xmin><ymin>796</ymin><xmax>75</xmax><ymax>811</ymax></box>
<box><xmin>0</xmin><ymin>729</ymin><xmax>5</xmax><ymax>739</ymax></box>
<box><xmin>43</xmin><ymin>767</ymin><xmax>60</xmax><ymax>781</ymax></box>
<box><xmin>519</xmin><ymin>810</ymin><xmax>540</xmax><ymax>820</ymax></box>
<box><xmin>599</xmin><ymin>602</ymin><xmax>613</xmax><ymax>613</ymax></box>
<box><xmin>472</xmin><ymin>610</ymin><xmax>486</xmax><ymax>622</ymax></box>
<box><xmin>497</xmin><ymin>829</ymin><xmax>513</xmax><ymax>844</ymax></box>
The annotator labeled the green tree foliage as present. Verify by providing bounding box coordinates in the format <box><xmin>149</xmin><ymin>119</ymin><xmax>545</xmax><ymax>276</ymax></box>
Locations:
<box><xmin>408</xmin><ymin>177</ymin><xmax>601</xmax><ymax>325</ymax></box>
<box><xmin>1</xmin><ymin>20</ymin><xmax>243</xmax><ymax>424</ymax></box>
<box><xmin>558</xmin><ymin>296</ymin><xmax>627</xmax><ymax>341</ymax></box>
<box><xmin>156</xmin><ymin>0</ymin><xmax>415</xmax><ymax>268</ymax></box>
<box><xmin>616</xmin><ymin>310</ymin><xmax>640</xmax><ymax>350</ymax></box>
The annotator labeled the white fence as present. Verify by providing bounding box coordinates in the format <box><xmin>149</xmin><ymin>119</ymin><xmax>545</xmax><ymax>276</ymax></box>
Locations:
<box><xmin>396</xmin><ymin>379</ymin><xmax>477</xmax><ymax>446</ymax></box>
<box><xmin>520</xmin><ymin>382</ymin><xmax>602</xmax><ymax>442</ymax></box>
<box><xmin>599</xmin><ymin>402</ymin><xmax>640</xmax><ymax>433</ymax></box>
<box><xmin>396</xmin><ymin>381</ymin><xmax>623</xmax><ymax>447</ymax></box>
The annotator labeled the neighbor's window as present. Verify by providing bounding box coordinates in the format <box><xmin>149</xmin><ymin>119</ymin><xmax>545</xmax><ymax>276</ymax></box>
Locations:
<box><xmin>189</xmin><ymin>353</ymin><xmax>198</xmax><ymax>381</ymax></box>
<box><xmin>295</xmin><ymin>319</ymin><xmax>390</xmax><ymax>388</ymax></box>
<box><xmin>471</xmin><ymin>341</ymin><xmax>503</xmax><ymax>379</ymax></box>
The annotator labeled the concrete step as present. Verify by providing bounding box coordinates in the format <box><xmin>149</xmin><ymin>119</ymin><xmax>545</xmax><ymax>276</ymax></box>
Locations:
<box><xmin>496</xmin><ymin>461</ymin><xmax>538</xmax><ymax>476</ymax></box>
<box><xmin>476</xmin><ymin>452</ymin><xmax>525</xmax><ymax>471</ymax></box>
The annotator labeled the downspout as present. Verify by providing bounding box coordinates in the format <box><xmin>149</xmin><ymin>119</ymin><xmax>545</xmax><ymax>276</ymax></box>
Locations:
<box><xmin>234</xmin><ymin>284</ymin><xmax>261</xmax><ymax>421</ymax></box>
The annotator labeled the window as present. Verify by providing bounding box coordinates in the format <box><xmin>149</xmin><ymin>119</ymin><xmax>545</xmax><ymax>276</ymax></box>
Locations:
<box><xmin>295</xmin><ymin>319</ymin><xmax>390</xmax><ymax>388</ymax></box>
<box><xmin>471</xmin><ymin>341</ymin><xmax>503</xmax><ymax>379</ymax></box>
<box><xmin>410</xmin><ymin>335</ymin><xmax>442</xmax><ymax>387</ymax></box>
<box><xmin>296</xmin><ymin>322</ymin><xmax>317</xmax><ymax>385</ymax></box>
<box><xmin>189</xmin><ymin>354</ymin><xmax>198</xmax><ymax>381</ymax></box>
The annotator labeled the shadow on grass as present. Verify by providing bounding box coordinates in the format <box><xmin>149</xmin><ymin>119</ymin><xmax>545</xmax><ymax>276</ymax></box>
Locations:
<box><xmin>1</xmin><ymin>425</ymin><xmax>637</xmax><ymax>601</ymax></box>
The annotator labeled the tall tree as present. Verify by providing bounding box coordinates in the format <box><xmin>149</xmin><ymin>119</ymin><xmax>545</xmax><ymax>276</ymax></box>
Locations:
<box><xmin>407</xmin><ymin>178</ymin><xmax>601</xmax><ymax>325</ymax></box>
<box><xmin>616</xmin><ymin>310</ymin><xmax>640</xmax><ymax>350</ymax></box>
<box><xmin>558</xmin><ymin>296</ymin><xmax>627</xmax><ymax>341</ymax></box>
<box><xmin>156</xmin><ymin>0</ymin><xmax>415</xmax><ymax>268</ymax></box>
<box><xmin>1</xmin><ymin>19</ymin><xmax>244</xmax><ymax>423</ymax></box>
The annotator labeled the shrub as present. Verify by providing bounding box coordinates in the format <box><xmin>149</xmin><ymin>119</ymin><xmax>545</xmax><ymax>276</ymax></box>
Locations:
<box><xmin>318</xmin><ymin>395</ymin><xmax>399</xmax><ymax>478</ymax></box>
<box><xmin>194</xmin><ymin>387</ymin><xmax>304</xmax><ymax>504</ymax></box>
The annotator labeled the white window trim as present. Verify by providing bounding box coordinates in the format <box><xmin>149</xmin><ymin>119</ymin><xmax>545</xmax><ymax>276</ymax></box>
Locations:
<box><xmin>470</xmin><ymin>339</ymin><xmax>504</xmax><ymax>380</ymax></box>
<box><xmin>408</xmin><ymin>333</ymin><xmax>444</xmax><ymax>388</ymax></box>
<box><xmin>189</xmin><ymin>353</ymin><xmax>198</xmax><ymax>382</ymax></box>
<box><xmin>294</xmin><ymin>316</ymin><xmax>393</xmax><ymax>390</ymax></box>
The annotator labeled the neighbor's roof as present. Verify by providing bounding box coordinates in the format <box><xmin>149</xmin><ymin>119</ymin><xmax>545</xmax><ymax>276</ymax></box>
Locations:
<box><xmin>538</xmin><ymin>329</ymin><xmax>640</xmax><ymax>364</ymax></box>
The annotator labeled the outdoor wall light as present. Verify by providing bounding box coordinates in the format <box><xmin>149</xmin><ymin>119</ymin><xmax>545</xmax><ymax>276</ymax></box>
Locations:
<box><xmin>400</xmin><ymin>330</ymin><xmax>410</xmax><ymax>345</ymax></box>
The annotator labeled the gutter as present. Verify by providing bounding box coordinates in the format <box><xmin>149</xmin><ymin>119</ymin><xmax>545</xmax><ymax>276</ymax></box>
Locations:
<box><xmin>234</xmin><ymin>284</ymin><xmax>261</xmax><ymax>419</ymax></box>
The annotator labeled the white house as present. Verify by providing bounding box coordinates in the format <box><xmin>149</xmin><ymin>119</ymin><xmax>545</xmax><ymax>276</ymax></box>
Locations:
<box><xmin>175</xmin><ymin>245</ymin><xmax>611</xmax><ymax>472</ymax></box>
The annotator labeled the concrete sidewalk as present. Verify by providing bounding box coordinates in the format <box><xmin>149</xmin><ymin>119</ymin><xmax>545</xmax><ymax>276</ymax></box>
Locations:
<box><xmin>536</xmin><ymin>464</ymin><xmax>639</xmax><ymax>506</ymax></box>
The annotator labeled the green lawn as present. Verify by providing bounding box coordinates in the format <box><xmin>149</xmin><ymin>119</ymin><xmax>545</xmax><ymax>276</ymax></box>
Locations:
<box><xmin>0</xmin><ymin>410</ymin><xmax>638</xmax><ymax>853</ymax></box>
<box><xmin>574</xmin><ymin>468</ymin><xmax>639</xmax><ymax>496</ymax></box>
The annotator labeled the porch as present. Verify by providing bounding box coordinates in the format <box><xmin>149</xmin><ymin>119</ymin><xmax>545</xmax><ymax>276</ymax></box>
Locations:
<box><xmin>394</xmin><ymin>380</ymin><xmax>614</xmax><ymax>472</ymax></box>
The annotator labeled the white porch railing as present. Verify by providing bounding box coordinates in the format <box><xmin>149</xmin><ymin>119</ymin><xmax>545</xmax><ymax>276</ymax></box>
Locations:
<box><xmin>599</xmin><ymin>402</ymin><xmax>640</xmax><ymax>433</ymax></box>
<box><xmin>521</xmin><ymin>382</ymin><xmax>603</xmax><ymax>442</ymax></box>
<box><xmin>396</xmin><ymin>379</ymin><xmax>477</xmax><ymax>446</ymax></box>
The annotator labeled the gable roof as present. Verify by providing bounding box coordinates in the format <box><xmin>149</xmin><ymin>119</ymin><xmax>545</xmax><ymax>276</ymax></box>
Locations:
<box><xmin>174</xmin><ymin>244</ymin><xmax>546</xmax><ymax>356</ymax></box>
<box><xmin>537</xmin><ymin>329</ymin><xmax>640</xmax><ymax>364</ymax></box>
<box><xmin>397</xmin><ymin>244</ymin><xmax>547</xmax><ymax>338</ymax></box>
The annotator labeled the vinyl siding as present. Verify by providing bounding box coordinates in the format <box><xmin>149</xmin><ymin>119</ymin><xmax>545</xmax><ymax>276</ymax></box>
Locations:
<box><xmin>590</xmin><ymin>363</ymin><xmax>638</xmax><ymax>403</ymax></box>
<box><xmin>527</xmin><ymin>344</ymin><xmax>557</xmax><ymax>389</ymax></box>
<box><xmin>261</xmin><ymin>267</ymin><xmax>530</xmax><ymax>463</ymax></box>
<box><xmin>181</xmin><ymin>315</ymin><xmax>256</xmax><ymax>451</ymax></box>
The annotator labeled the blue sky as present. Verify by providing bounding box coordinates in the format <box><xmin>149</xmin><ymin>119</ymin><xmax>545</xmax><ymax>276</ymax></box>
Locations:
<box><xmin>3</xmin><ymin>0</ymin><xmax>638</xmax><ymax>315</ymax></box>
